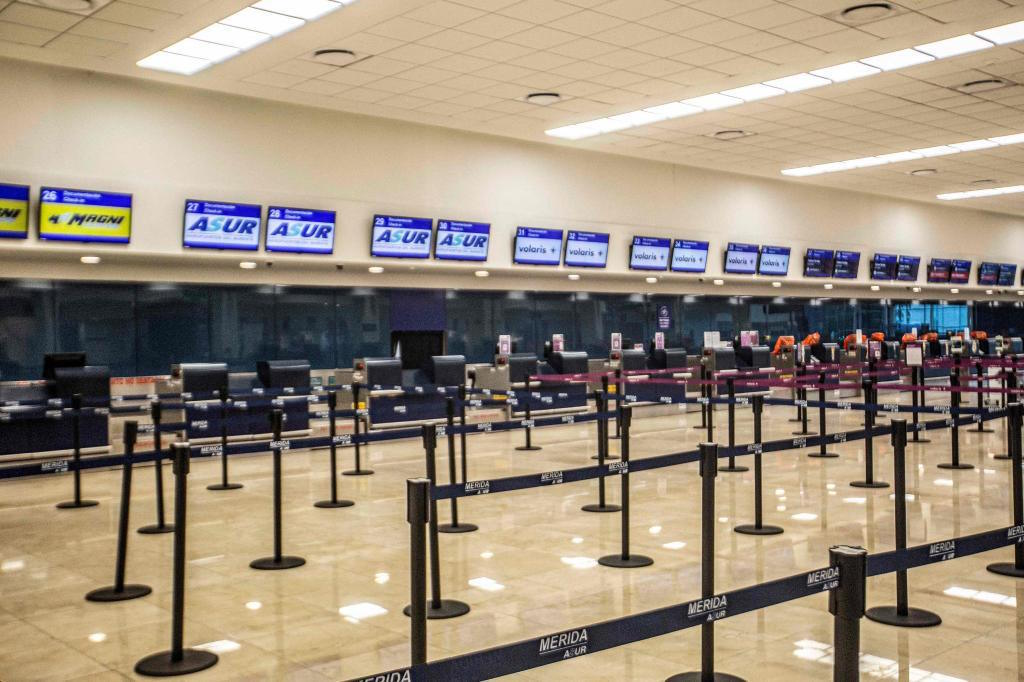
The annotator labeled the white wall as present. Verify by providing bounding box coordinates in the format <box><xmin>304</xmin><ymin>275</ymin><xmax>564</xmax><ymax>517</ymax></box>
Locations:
<box><xmin>1</xmin><ymin>58</ymin><xmax>1022</xmax><ymax>299</ymax></box>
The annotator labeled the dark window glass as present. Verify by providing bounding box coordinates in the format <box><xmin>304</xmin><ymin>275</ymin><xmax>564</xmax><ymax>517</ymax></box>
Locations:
<box><xmin>275</xmin><ymin>287</ymin><xmax>335</xmax><ymax>369</ymax></box>
<box><xmin>55</xmin><ymin>282</ymin><xmax>135</xmax><ymax>377</ymax></box>
<box><xmin>336</xmin><ymin>288</ymin><xmax>391</xmax><ymax>365</ymax></box>
<box><xmin>0</xmin><ymin>280</ymin><xmax>56</xmax><ymax>381</ymax></box>
<box><xmin>445</xmin><ymin>291</ymin><xmax>494</xmax><ymax>362</ymax></box>
<box><xmin>208</xmin><ymin>285</ymin><xmax>275</xmax><ymax>372</ymax></box>
<box><xmin>136</xmin><ymin>284</ymin><xmax>210</xmax><ymax>375</ymax></box>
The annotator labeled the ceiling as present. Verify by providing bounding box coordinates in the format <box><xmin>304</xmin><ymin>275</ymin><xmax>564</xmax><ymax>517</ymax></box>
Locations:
<box><xmin>2</xmin><ymin>0</ymin><xmax>1024</xmax><ymax>215</ymax></box>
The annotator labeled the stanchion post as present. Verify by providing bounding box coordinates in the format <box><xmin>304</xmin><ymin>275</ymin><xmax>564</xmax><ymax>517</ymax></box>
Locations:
<box><xmin>829</xmin><ymin>545</ymin><xmax>868</xmax><ymax>682</ymax></box>
<box><xmin>789</xmin><ymin>363</ymin><xmax>804</xmax><ymax>423</ymax></box>
<box><xmin>809</xmin><ymin>370</ymin><xmax>838</xmax><ymax>458</ymax></box>
<box><xmin>939</xmin><ymin>365</ymin><xmax>972</xmax><ymax>470</ymax></box>
<box><xmin>439</xmin><ymin>397</ymin><xmax>477</xmax><ymax>534</ymax></box>
<box><xmin>706</xmin><ymin>372</ymin><xmax>715</xmax><ymax>443</ymax></box>
<box><xmin>134</xmin><ymin>443</ymin><xmax>219</xmax><ymax>677</ymax></box>
<box><xmin>695</xmin><ymin>363</ymin><xmax>708</xmax><ymax>430</ymax></box>
<box><xmin>865</xmin><ymin>418</ymin><xmax>940</xmax><ymax>627</ymax></box>
<box><xmin>403</xmin><ymin>425</ymin><xmax>470</xmax><ymax>619</ymax></box>
<box><xmin>250</xmin><ymin>410</ymin><xmax>305</xmax><ymax>570</ymax></box>
<box><xmin>721</xmin><ymin>377</ymin><xmax>747</xmax><ymax>473</ymax></box>
<box><xmin>793</xmin><ymin>368</ymin><xmax>816</xmax><ymax>436</ymax></box>
<box><xmin>344</xmin><ymin>382</ymin><xmax>374</xmax><ymax>476</ymax></box>
<box><xmin>995</xmin><ymin>369</ymin><xmax>1017</xmax><ymax>460</ymax></box>
<box><xmin>736</xmin><ymin>396</ymin><xmax>783</xmax><ymax>535</ymax></box>
<box><xmin>87</xmin><ymin>421</ymin><xmax>152</xmax><ymax>602</ymax></box>
<box><xmin>988</xmin><ymin>402</ymin><xmax>1024</xmax><ymax>577</ymax></box>
<box><xmin>851</xmin><ymin>378</ymin><xmax>888</xmax><ymax>489</ymax></box>
<box><xmin>407</xmin><ymin>478</ymin><xmax>430</xmax><ymax>665</ymax></box>
<box><xmin>516</xmin><ymin>396</ymin><xmax>541</xmax><ymax>452</ymax></box>
<box><xmin>207</xmin><ymin>386</ymin><xmax>242</xmax><ymax>491</ymax></box>
<box><xmin>976</xmin><ymin>359</ymin><xmax>994</xmax><ymax>433</ymax></box>
<box><xmin>910</xmin><ymin>366</ymin><xmax>930</xmax><ymax>444</ymax></box>
<box><xmin>600</xmin><ymin>407</ymin><xmax>652</xmax><ymax>568</ymax></box>
<box><xmin>666</xmin><ymin>443</ymin><xmax>744</xmax><ymax>682</ymax></box>
<box><xmin>139</xmin><ymin>399</ymin><xmax>173</xmax><ymax>534</ymax></box>
<box><xmin>583</xmin><ymin>391</ymin><xmax>620</xmax><ymax>513</ymax></box>
<box><xmin>315</xmin><ymin>391</ymin><xmax>354</xmax><ymax>509</ymax></box>
<box><xmin>611</xmin><ymin>368</ymin><xmax>623</xmax><ymax>440</ymax></box>
<box><xmin>458</xmin><ymin>384</ymin><xmax>469</xmax><ymax>483</ymax></box>
<box><xmin>57</xmin><ymin>393</ymin><xmax>99</xmax><ymax>509</ymax></box>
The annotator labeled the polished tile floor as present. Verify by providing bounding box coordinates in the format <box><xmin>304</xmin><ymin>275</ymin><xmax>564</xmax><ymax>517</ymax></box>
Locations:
<box><xmin>1</xmin><ymin>396</ymin><xmax>1021</xmax><ymax>681</ymax></box>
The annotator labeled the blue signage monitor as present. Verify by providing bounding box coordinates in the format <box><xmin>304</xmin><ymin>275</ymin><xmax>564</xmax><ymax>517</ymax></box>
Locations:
<box><xmin>871</xmin><ymin>253</ymin><xmax>897</xmax><ymax>280</ymax></box>
<box><xmin>998</xmin><ymin>263</ymin><xmax>1017</xmax><ymax>287</ymax></box>
<box><xmin>40</xmin><ymin>187</ymin><xmax>133</xmax><ymax>244</ymax></box>
<box><xmin>434</xmin><ymin>220</ymin><xmax>490</xmax><ymax>262</ymax></box>
<box><xmin>724</xmin><ymin>242</ymin><xmax>758</xmax><ymax>274</ymax></box>
<box><xmin>928</xmin><ymin>258</ymin><xmax>952</xmax><ymax>283</ymax></box>
<box><xmin>950</xmin><ymin>259</ymin><xmax>971</xmax><ymax>284</ymax></box>
<box><xmin>758</xmin><ymin>246</ymin><xmax>790</xmax><ymax>276</ymax></box>
<box><xmin>514</xmin><ymin>227</ymin><xmax>563</xmax><ymax>265</ymax></box>
<box><xmin>564</xmin><ymin>231</ymin><xmax>609</xmax><ymax>268</ymax></box>
<box><xmin>371</xmin><ymin>215</ymin><xmax>433</xmax><ymax>258</ymax></box>
<box><xmin>896</xmin><ymin>256</ymin><xmax>920</xmax><ymax>282</ymax></box>
<box><xmin>265</xmin><ymin>206</ymin><xmax>335</xmax><ymax>254</ymax></box>
<box><xmin>629</xmin><ymin>236</ymin><xmax>670</xmax><ymax>271</ymax></box>
<box><xmin>833</xmin><ymin>251</ymin><xmax>861</xmax><ymax>279</ymax></box>
<box><xmin>0</xmin><ymin>183</ymin><xmax>29</xmax><ymax>239</ymax></box>
<box><xmin>670</xmin><ymin>240</ymin><xmax>709</xmax><ymax>273</ymax></box>
<box><xmin>183</xmin><ymin>200</ymin><xmax>260</xmax><ymax>250</ymax></box>
<box><xmin>804</xmin><ymin>249</ymin><xmax>834</xmax><ymax>278</ymax></box>
<box><xmin>978</xmin><ymin>262</ymin><xmax>1000</xmax><ymax>286</ymax></box>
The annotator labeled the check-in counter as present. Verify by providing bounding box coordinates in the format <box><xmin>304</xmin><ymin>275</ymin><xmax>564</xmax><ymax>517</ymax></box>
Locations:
<box><xmin>511</xmin><ymin>351</ymin><xmax>589</xmax><ymax>416</ymax></box>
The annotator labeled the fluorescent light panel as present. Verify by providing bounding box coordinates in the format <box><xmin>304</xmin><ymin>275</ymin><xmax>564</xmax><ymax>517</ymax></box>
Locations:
<box><xmin>781</xmin><ymin>131</ymin><xmax>1024</xmax><ymax>177</ymax></box>
<box><xmin>547</xmin><ymin>22</ymin><xmax>1019</xmax><ymax>140</ymax></box>
<box><xmin>138</xmin><ymin>0</ymin><xmax>347</xmax><ymax>75</ymax></box>
<box><xmin>937</xmin><ymin>184</ymin><xmax>1024</xmax><ymax>201</ymax></box>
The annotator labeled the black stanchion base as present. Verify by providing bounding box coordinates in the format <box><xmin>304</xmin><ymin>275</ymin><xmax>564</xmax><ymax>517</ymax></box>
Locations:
<box><xmin>734</xmin><ymin>523</ymin><xmax>784</xmax><ymax>536</ymax></box>
<box><xmin>909</xmin><ymin>437</ymin><xmax>931</xmax><ymax>444</ymax></box>
<box><xmin>438</xmin><ymin>522</ymin><xmax>478</xmax><ymax>534</ymax></box>
<box><xmin>808</xmin><ymin>451</ymin><xmax>839</xmax><ymax>459</ymax></box>
<box><xmin>314</xmin><ymin>499</ymin><xmax>354</xmax><ymax>508</ymax></box>
<box><xmin>972</xmin><ymin>428</ymin><xmax>996</xmax><ymax>434</ymax></box>
<box><xmin>865</xmin><ymin>605</ymin><xmax>941</xmax><ymax>627</ymax></box>
<box><xmin>719</xmin><ymin>465</ymin><xmax>749</xmax><ymax>473</ymax></box>
<box><xmin>591</xmin><ymin>453</ymin><xmax>619</xmax><ymax>460</ymax></box>
<box><xmin>137</xmin><ymin>523</ymin><xmax>175</xmax><ymax>535</ymax></box>
<box><xmin>937</xmin><ymin>462</ymin><xmax>974</xmax><ymax>470</ymax></box>
<box><xmin>517</xmin><ymin>445</ymin><xmax>543</xmax><ymax>452</ymax></box>
<box><xmin>86</xmin><ymin>583</ymin><xmax>152</xmax><ymax>602</ymax></box>
<box><xmin>787</xmin><ymin>417</ymin><xmax>802</xmax><ymax>423</ymax></box>
<box><xmin>666</xmin><ymin>672</ymin><xmax>746</xmax><ymax>681</ymax></box>
<box><xmin>598</xmin><ymin>554</ymin><xmax>653</xmax><ymax>568</ymax></box>
<box><xmin>135</xmin><ymin>649</ymin><xmax>218</xmax><ymax>677</ymax></box>
<box><xmin>56</xmin><ymin>500</ymin><xmax>99</xmax><ymax>509</ymax></box>
<box><xmin>850</xmin><ymin>480</ymin><xmax>889</xmax><ymax>489</ymax></box>
<box><xmin>993</xmin><ymin>454</ymin><xmax>1011</xmax><ymax>460</ymax></box>
<box><xmin>581</xmin><ymin>503</ymin><xmax>621</xmax><ymax>513</ymax></box>
<box><xmin>987</xmin><ymin>562</ymin><xmax>1024</xmax><ymax>577</ymax></box>
<box><xmin>342</xmin><ymin>469</ymin><xmax>375</xmax><ymax>476</ymax></box>
<box><xmin>206</xmin><ymin>483</ymin><xmax>243</xmax><ymax>491</ymax></box>
<box><xmin>403</xmin><ymin>599</ymin><xmax>471</xmax><ymax>620</ymax></box>
<box><xmin>791</xmin><ymin>430</ymin><xmax>817</xmax><ymax>436</ymax></box>
<box><xmin>250</xmin><ymin>555</ymin><xmax>306</xmax><ymax>570</ymax></box>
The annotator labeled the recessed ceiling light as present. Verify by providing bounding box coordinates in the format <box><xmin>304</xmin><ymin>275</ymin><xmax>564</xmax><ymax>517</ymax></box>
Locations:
<box><xmin>971</xmin><ymin>178</ymin><xmax>998</xmax><ymax>185</ymax></box>
<box><xmin>810</xmin><ymin>61</ymin><xmax>879</xmax><ymax>82</ymax></box>
<box><xmin>824</xmin><ymin>283</ymin><xmax>834</xmax><ymax>290</ymax></box>
<box><xmin>191</xmin><ymin>23</ymin><xmax>270</xmax><ymax>50</ymax></box>
<box><xmin>313</xmin><ymin>49</ymin><xmax>357</xmax><ymax>66</ymax></box>
<box><xmin>680</xmin><ymin>93</ymin><xmax>741</xmax><ymax>110</ymax></box>
<box><xmin>986</xmin><ymin>289</ymin><xmax>995</xmax><ymax>295</ymax></box>
<box><xmin>712</xmin><ymin>129</ymin><xmax>755</xmax><ymax>141</ymax></box>
<box><xmin>568</xmin><ymin>273</ymin><xmax>580</xmax><ymax>281</ymax></box>
<box><xmin>239</xmin><ymin>261</ymin><xmax>257</xmax><ymax>269</ymax></box>
<box><xmin>80</xmin><ymin>255</ymin><xmax>101</xmax><ymax>265</ymax></box>
<box><xmin>713</xmin><ymin>279</ymin><xmax>724</xmax><ymax>286</ymax></box>
<box><xmin>771</xmin><ymin>281</ymin><xmax>782</xmax><ymax>288</ymax></box>
<box><xmin>1018</xmin><ymin>290</ymin><xmax>1024</xmax><ymax>296</ymax></box>
<box><xmin>861</xmin><ymin>48</ymin><xmax>933</xmax><ymax>71</ymax></box>
<box><xmin>36</xmin><ymin>0</ymin><xmax>98</xmax><ymax>10</ymax></box>
<box><xmin>645</xmin><ymin>276</ymin><xmax>658</xmax><ymax>284</ymax></box>
<box><xmin>909</xmin><ymin>168</ymin><xmax>938</xmax><ymax>176</ymax></box>
<box><xmin>475</xmin><ymin>270</ymin><xmax>489</xmax><ymax>277</ymax></box>
<box><xmin>221</xmin><ymin>7</ymin><xmax>304</xmax><ymax>37</ymax></box>
<box><xmin>763</xmin><ymin>73</ymin><xmax>831</xmax><ymax>92</ymax></box>
<box><xmin>951</xmin><ymin>139</ymin><xmax>998</xmax><ymax>152</ymax></box>
<box><xmin>719</xmin><ymin>83</ymin><xmax>784</xmax><ymax>102</ymax></box>
<box><xmin>368</xmin><ymin>266</ymin><xmax>383</xmax><ymax>274</ymax></box>
<box><xmin>839</xmin><ymin>3</ymin><xmax>896</xmax><ymax>24</ymax></box>
<box><xmin>912</xmin><ymin>286</ymin><xmax>921</xmax><ymax>293</ymax></box>
<box><xmin>915</xmin><ymin>34</ymin><xmax>993</xmax><ymax>59</ymax></box>
<box><xmin>254</xmin><ymin>0</ymin><xmax>344</xmax><ymax>20</ymax></box>
<box><xmin>643</xmin><ymin>102</ymin><xmax>701</xmax><ymax>119</ymax></box>
<box><xmin>526</xmin><ymin>92</ymin><xmax>561</xmax><ymax>105</ymax></box>
<box><xmin>976</xmin><ymin>20</ymin><xmax>1024</xmax><ymax>45</ymax></box>
<box><xmin>137</xmin><ymin>51</ymin><xmax>211</xmax><ymax>75</ymax></box>
<box><xmin>950</xmin><ymin>288</ymin><xmax>959</xmax><ymax>294</ymax></box>
<box><xmin>937</xmin><ymin>184</ymin><xmax>1024</xmax><ymax>200</ymax></box>
<box><xmin>165</xmin><ymin>38</ymin><xmax>240</xmax><ymax>63</ymax></box>
<box><xmin>870</xmin><ymin>285</ymin><xmax>880</xmax><ymax>291</ymax></box>
<box><xmin>955</xmin><ymin>78</ymin><xmax>1009</xmax><ymax>94</ymax></box>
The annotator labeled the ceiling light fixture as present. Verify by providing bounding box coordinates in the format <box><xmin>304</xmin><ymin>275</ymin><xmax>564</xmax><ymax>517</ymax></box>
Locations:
<box><xmin>312</xmin><ymin>48</ymin><xmax>358</xmax><ymax>66</ymax></box>
<box><xmin>80</xmin><ymin>255</ymin><xmax>101</xmax><ymax>265</ymax></box>
<box><xmin>239</xmin><ymin>261</ymin><xmax>257</xmax><ymax>269</ymax></box>
<box><xmin>772</xmin><ymin>281</ymin><xmax>782</xmax><ymax>288</ymax></box>
<box><xmin>713</xmin><ymin>279</ymin><xmax>725</xmax><ymax>286</ymax></box>
<box><xmin>912</xmin><ymin>286</ymin><xmax>921</xmax><ymax>293</ymax></box>
<box><xmin>937</xmin><ymin>184</ymin><xmax>1024</xmax><ymax>201</ymax></box>
<box><xmin>870</xmin><ymin>285</ymin><xmax>880</xmax><ymax>291</ymax></box>
<box><xmin>955</xmin><ymin>78</ymin><xmax>1010</xmax><ymax>94</ymax></box>
<box><xmin>368</xmin><ymin>266</ymin><xmax>383</xmax><ymax>274</ymax></box>
<box><xmin>474</xmin><ymin>270</ymin><xmax>489</xmax><ymax>278</ymax></box>
<box><xmin>546</xmin><ymin>22</ymin><xmax>1015</xmax><ymax>142</ymax></box>
<box><xmin>37</xmin><ymin>0</ymin><xmax>99</xmax><ymax>10</ymax></box>
<box><xmin>782</xmin><ymin>131</ymin><xmax>1024</xmax><ymax>177</ymax></box>
<box><xmin>824</xmin><ymin>283</ymin><xmax>834</xmax><ymax>290</ymax></box>
<box><xmin>568</xmin><ymin>273</ymin><xmax>580</xmax><ymax>281</ymax></box>
<box><xmin>838</xmin><ymin>3</ymin><xmax>896</xmax><ymax>23</ymax></box>
<box><xmin>909</xmin><ymin>168</ymin><xmax>937</xmax><ymax>176</ymax></box>
<box><xmin>712</xmin><ymin>129</ymin><xmax>754</xmax><ymax>141</ymax></box>
<box><xmin>986</xmin><ymin>289</ymin><xmax>995</xmax><ymax>295</ymax></box>
<box><xmin>645</xmin><ymin>276</ymin><xmax>658</xmax><ymax>284</ymax></box>
<box><xmin>138</xmin><ymin>0</ymin><xmax>349</xmax><ymax>75</ymax></box>
<box><xmin>526</xmin><ymin>92</ymin><xmax>561</xmax><ymax>106</ymax></box>
<box><xmin>951</xmin><ymin>288</ymin><xmax>960</xmax><ymax>294</ymax></box>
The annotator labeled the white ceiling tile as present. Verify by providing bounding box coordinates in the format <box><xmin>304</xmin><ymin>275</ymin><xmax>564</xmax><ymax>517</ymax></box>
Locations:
<box><xmin>417</xmin><ymin>101</ymin><xmax>471</xmax><ymax>116</ymax></box>
<box><xmin>768</xmin><ymin>16</ymin><xmax>846</xmax><ymax>41</ymax></box>
<box><xmin>458</xmin><ymin>13</ymin><xmax>533</xmax><ymax>39</ymax></box>
<box><xmin>93</xmin><ymin>2</ymin><xmax>178</xmax><ymax>30</ymax></box>
<box><xmin>417</xmin><ymin>29</ymin><xmax>491</xmax><ymax>52</ymax></box>
<box><xmin>379</xmin><ymin>93</ymin><xmax>435</xmax><ymax>109</ymax></box>
<box><xmin>733</xmin><ymin>3</ymin><xmax>812</xmax><ymax>29</ymax></box>
<box><xmin>547</xmin><ymin>36</ymin><xmax>617</xmax><ymax>59</ymax></box>
<box><xmin>121</xmin><ymin>0</ymin><xmax>206</xmax><ymax>11</ymax></box>
<box><xmin>318</xmin><ymin>68</ymin><xmax>381</xmax><ymax>86</ymax></box>
<box><xmin>291</xmin><ymin>79</ymin><xmax>349</xmax><ymax>95</ymax></box>
<box><xmin>438</xmin><ymin>73</ymin><xmax>499</xmax><ymax>90</ymax></box>
<box><xmin>680</xmin><ymin>19</ymin><xmax>757</xmax><ymax>43</ymax></box>
<box><xmin>465</xmin><ymin>39</ymin><xmax>534</xmax><ymax>60</ymax></box>
<box><xmin>802</xmin><ymin>27</ymin><xmax>879</xmax><ymax>52</ymax></box>
<box><xmin>271</xmin><ymin>60</ymin><xmax>336</xmax><ymax>78</ymax></box>
<box><xmin>503</xmin><ymin>25</ymin><xmax>577</xmax><ymax>49</ymax></box>
<box><xmin>336</xmin><ymin>87</ymin><xmax>393</xmax><ymax>103</ymax></box>
<box><xmin>371</xmin><ymin>77</ymin><xmax>426</xmax><ymax>94</ymax></box>
<box><xmin>326</xmin><ymin>33</ymin><xmax>405</xmax><ymax>55</ymax></box>
<box><xmin>859</xmin><ymin>12</ymin><xmax>942</xmax><ymax>39</ymax></box>
<box><xmin>450</xmin><ymin>0</ymin><xmax>519</xmax><ymax>10</ymax></box>
<box><xmin>396</xmin><ymin>65</ymin><xmax>462</xmax><ymax>84</ymax></box>
<box><xmin>595</xmin><ymin>0</ymin><xmax>676</xmax><ymax>21</ymax></box>
<box><xmin>753</xmin><ymin>41</ymin><xmax>825</xmax><ymax>65</ymax></box>
<box><xmin>590</xmin><ymin>47</ymin><xmax>664</xmax><ymax>68</ymax></box>
<box><xmin>509</xmin><ymin>50</ymin><xmax>575</xmax><ymax>70</ymax></box>
<box><xmin>918</xmin><ymin>0</ymin><xmax>1011</xmax><ymax>23</ymax></box>
<box><xmin>717</xmin><ymin>30</ymin><xmax>790</xmax><ymax>54</ymax></box>
<box><xmin>498</xmin><ymin>0</ymin><xmax>580</xmax><ymax>23</ymax></box>
<box><xmin>473</xmin><ymin>62</ymin><xmax>535</xmax><ymax>80</ymax></box>
<box><xmin>676</xmin><ymin>44</ymin><xmax>741</xmax><ymax>67</ymax></box>
<box><xmin>404</xmin><ymin>1</ymin><xmax>487</xmax><ymax>27</ymax></box>
<box><xmin>626</xmin><ymin>58</ymin><xmax>691</xmax><ymax>78</ymax></box>
<box><xmin>407</xmin><ymin>83</ymin><xmax>464</xmax><ymax>100</ymax></box>
<box><xmin>69</xmin><ymin>18</ymin><xmax>151</xmax><ymax>44</ymax></box>
<box><xmin>348</xmin><ymin>56</ymin><xmax>417</xmax><ymax>76</ymax></box>
<box><xmin>449</xmin><ymin>91</ymin><xmax>505</xmax><ymax>106</ymax></box>
<box><xmin>634</xmin><ymin>34</ymin><xmax>704</xmax><ymax>58</ymax></box>
<box><xmin>0</xmin><ymin>20</ymin><xmax>57</xmax><ymax>46</ymax></box>
<box><xmin>368</xmin><ymin>17</ymin><xmax>445</xmax><ymax>42</ymax></box>
<box><xmin>0</xmin><ymin>3</ymin><xmax>80</xmax><ymax>31</ymax></box>
<box><xmin>591</xmin><ymin>23</ymin><xmax>666</xmax><ymax>48</ymax></box>
<box><xmin>547</xmin><ymin>9</ymin><xmax>623</xmax><ymax>35</ymax></box>
<box><xmin>513</xmin><ymin>71</ymin><xmax>572</xmax><ymax>88</ymax></box>
<box><xmin>432</xmin><ymin>52</ymin><xmax>496</xmax><ymax>72</ymax></box>
<box><xmin>548</xmin><ymin>59</ymin><xmax>612</xmax><ymax>79</ymax></box>
<box><xmin>243</xmin><ymin>71</ymin><xmax>309</xmax><ymax>88</ymax></box>
<box><xmin>383</xmin><ymin>43</ymin><xmax>452</xmax><ymax>65</ymax></box>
